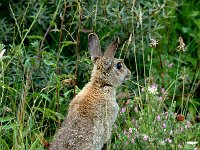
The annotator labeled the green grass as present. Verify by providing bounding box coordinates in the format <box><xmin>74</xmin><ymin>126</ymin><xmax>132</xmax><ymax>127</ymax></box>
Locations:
<box><xmin>0</xmin><ymin>0</ymin><xmax>200</xmax><ymax>149</ymax></box>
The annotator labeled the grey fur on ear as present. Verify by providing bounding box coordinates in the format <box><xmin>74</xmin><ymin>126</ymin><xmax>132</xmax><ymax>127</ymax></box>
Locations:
<box><xmin>88</xmin><ymin>33</ymin><xmax>102</xmax><ymax>58</ymax></box>
<box><xmin>104</xmin><ymin>37</ymin><xmax>119</xmax><ymax>58</ymax></box>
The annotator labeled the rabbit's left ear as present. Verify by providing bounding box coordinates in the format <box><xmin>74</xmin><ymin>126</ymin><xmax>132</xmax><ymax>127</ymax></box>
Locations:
<box><xmin>88</xmin><ymin>33</ymin><xmax>102</xmax><ymax>59</ymax></box>
<box><xmin>104</xmin><ymin>37</ymin><xmax>119</xmax><ymax>58</ymax></box>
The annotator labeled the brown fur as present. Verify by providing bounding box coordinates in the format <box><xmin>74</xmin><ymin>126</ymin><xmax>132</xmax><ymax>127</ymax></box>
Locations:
<box><xmin>50</xmin><ymin>33</ymin><xmax>131</xmax><ymax>150</ymax></box>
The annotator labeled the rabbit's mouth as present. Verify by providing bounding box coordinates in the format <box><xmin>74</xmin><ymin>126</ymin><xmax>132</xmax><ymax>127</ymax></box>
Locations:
<box><xmin>104</xmin><ymin>83</ymin><xmax>113</xmax><ymax>87</ymax></box>
<box><xmin>125</xmin><ymin>70</ymin><xmax>132</xmax><ymax>80</ymax></box>
<box><xmin>101</xmin><ymin>83</ymin><xmax>114</xmax><ymax>88</ymax></box>
<box><xmin>125</xmin><ymin>74</ymin><xmax>131</xmax><ymax>81</ymax></box>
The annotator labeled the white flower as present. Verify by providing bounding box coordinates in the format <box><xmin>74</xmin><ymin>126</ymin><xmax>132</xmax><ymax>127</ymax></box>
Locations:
<box><xmin>143</xmin><ymin>134</ymin><xmax>149</xmax><ymax>141</ymax></box>
<box><xmin>177</xmin><ymin>37</ymin><xmax>187</xmax><ymax>52</ymax></box>
<box><xmin>170</xmin><ymin>130</ymin><xmax>173</xmax><ymax>135</ymax></box>
<box><xmin>186</xmin><ymin>141</ymin><xmax>198</xmax><ymax>145</ymax></box>
<box><xmin>148</xmin><ymin>84</ymin><xmax>158</xmax><ymax>94</ymax></box>
<box><xmin>150</xmin><ymin>39</ymin><xmax>159</xmax><ymax>48</ymax></box>
<box><xmin>165</xmin><ymin>138</ymin><xmax>172</xmax><ymax>143</ymax></box>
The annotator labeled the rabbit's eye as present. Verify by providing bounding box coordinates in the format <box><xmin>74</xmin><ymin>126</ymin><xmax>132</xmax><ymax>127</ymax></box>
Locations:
<box><xmin>116</xmin><ymin>62</ymin><xmax>122</xmax><ymax>70</ymax></box>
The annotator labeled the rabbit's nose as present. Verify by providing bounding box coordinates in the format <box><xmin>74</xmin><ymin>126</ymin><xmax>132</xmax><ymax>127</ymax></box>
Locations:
<box><xmin>126</xmin><ymin>69</ymin><xmax>131</xmax><ymax>80</ymax></box>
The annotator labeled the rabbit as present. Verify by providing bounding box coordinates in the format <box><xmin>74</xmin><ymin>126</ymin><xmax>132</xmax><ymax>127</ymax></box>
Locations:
<box><xmin>49</xmin><ymin>33</ymin><xmax>131</xmax><ymax>150</ymax></box>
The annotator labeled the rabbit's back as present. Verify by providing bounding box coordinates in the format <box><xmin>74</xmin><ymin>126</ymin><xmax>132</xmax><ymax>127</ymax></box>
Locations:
<box><xmin>50</xmin><ymin>83</ymin><xmax>119</xmax><ymax>150</ymax></box>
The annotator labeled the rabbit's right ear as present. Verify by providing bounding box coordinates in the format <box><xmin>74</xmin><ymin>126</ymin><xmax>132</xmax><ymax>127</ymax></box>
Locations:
<box><xmin>88</xmin><ymin>33</ymin><xmax>102</xmax><ymax>61</ymax></box>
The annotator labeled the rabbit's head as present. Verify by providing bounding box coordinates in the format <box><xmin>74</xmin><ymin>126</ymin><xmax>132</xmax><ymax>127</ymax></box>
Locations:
<box><xmin>88</xmin><ymin>33</ymin><xmax>131</xmax><ymax>87</ymax></box>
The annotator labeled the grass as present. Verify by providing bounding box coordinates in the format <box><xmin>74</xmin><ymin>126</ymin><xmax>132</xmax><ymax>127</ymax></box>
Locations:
<box><xmin>0</xmin><ymin>0</ymin><xmax>200</xmax><ymax>149</ymax></box>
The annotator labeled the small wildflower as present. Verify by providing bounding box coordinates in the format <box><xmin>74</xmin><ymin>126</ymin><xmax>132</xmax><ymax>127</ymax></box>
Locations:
<box><xmin>168</xmin><ymin>139</ymin><xmax>172</xmax><ymax>143</ymax></box>
<box><xmin>134</xmin><ymin>106</ymin><xmax>138</xmax><ymax>113</ymax></box>
<box><xmin>121</xmin><ymin>107</ymin><xmax>126</xmax><ymax>113</ymax></box>
<box><xmin>129</xmin><ymin>128</ymin><xmax>133</xmax><ymax>134</ymax></box>
<box><xmin>168</xmin><ymin>63</ymin><xmax>173</xmax><ymax>68</ymax></box>
<box><xmin>152</xmin><ymin>83</ymin><xmax>157</xmax><ymax>89</ymax></box>
<box><xmin>162</xmin><ymin>123</ymin><xmax>166</xmax><ymax>129</ymax></box>
<box><xmin>176</xmin><ymin>114</ymin><xmax>185</xmax><ymax>122</ymax></box>
<box><xmin>161</xmin><ymin>88</ymin><xmax>165</xmax><ymax>94</ymax></box>
<box><xmin>143</xmin><ymin>135</ymin><xmax>149</xmax><ymax>141</ymax></box>
<box><xmin>131</xmin><ymin>117</ymin><xmax>135</xmax><ymax>124</ymax></box>
<box><xmin>170</xmin><ymin>130</ymin><xmax>173</xmax><ymax>135</ymax></box>
<box><xmin>180</xmin><ymin>126</ymin><xmax>184</xmax><ymax>132</ymax></box>
<box><xmin>165</xmin><ymin>112</ymin><xmax>168</xmax><ymax>119</ymax></box>
<box><xmin>177</xmin><ymin>37</ymin><xmax>187</xmax><ymax>52</ymax></box>
<box><xmin>165</xmin><ymin>138</ymin><xmax>172</xmax><ymax>143</ymax></box>
<box><xmin>156</xmin><ymin>115</ymin><xmax>161</xmax><ymax>121</ymax></box>
<box><xmin>125</xmin><ymin>141</ymin><xmax>129</xmax><ymax>145</ymax></box>
<box><xmin>123</xmin><ymin>129</ymin><xmax>127</xmax><ymax>135</ymax></box>
<box><xmin>185</xmin><ymin>121</ymin><xmax>191</xmax><ymax>128</ymax></box>
<box><xmin>141</xmin><ymin>87</ymin><xmax>145</xmax><ymax>92</ymax></box>
<box><xmin>126</xmin><ymin>99</ymin><xmax>130</xmax><ymax>105</ymax></box>
<box><xmin>127</xmin><ymin>134</ymin><xmax>130</xmax><ymax>138</ymax></box>
<box><xmin>131</xmin><ymin>138</ymin><xmax>135</xmax><ymax>144</ymax></box>
<box><xmin>150</xmin><ymin>38</ymin><xmax>159</xmax><ymax>48</ymax></box>
<box><xmin>169</xmin><ymin>139</ymin><xmax>172</xmax><ymax>143</ymax></box>
<box><xmin>159</xmin><ymin>96</ymin><xmax>163</xmax><ymax>101</ymax></box>
<box><xmin>148</xmin><ymin>83</ymin><xmax>158</xmax><ymax>94</ymax></box>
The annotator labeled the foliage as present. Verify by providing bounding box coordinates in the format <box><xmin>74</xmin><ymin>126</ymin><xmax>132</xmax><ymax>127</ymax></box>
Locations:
<box><xmin>0</xmin><ymin>0</ymin><xmax>199</xmax><ymax>149</ymax></box>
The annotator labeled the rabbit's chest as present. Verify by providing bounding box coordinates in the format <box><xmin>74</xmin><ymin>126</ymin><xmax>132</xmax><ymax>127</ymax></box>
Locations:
<box><xmin>102</xmin><ymin>87</ymin><xmax>119</xmax><ymax>121</ymax></box>
<box><xmin>103</xmin><ymin>98</ymin><xmax>119</xmax><ymax>124</ymax></box>
<box><xmin>111</xmin><ymin>99</ymin><xmax>119</xmax><ymax>122</ymax></box>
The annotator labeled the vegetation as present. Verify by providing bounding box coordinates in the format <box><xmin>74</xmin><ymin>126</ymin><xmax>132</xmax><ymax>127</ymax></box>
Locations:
<box><xmin>0</xmin><ymin>0</ymin><xmax>199</xmax><ymax>149</ymax></box>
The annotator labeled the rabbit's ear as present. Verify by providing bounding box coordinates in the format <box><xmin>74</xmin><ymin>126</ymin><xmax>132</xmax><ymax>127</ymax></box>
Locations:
<box><xmin>104</xmin><ymin>37</ymin><xmax>119</xmax><ymax>58</ymax></box>
<box><xmin>88</xmin><ymin>33</ymin><xmax>102</xmax><ymax>59</ymax></box>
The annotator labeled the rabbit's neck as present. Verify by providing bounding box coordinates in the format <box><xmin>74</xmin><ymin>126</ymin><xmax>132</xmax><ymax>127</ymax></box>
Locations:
<box><xmin>87</xmin><ymin>80</ymin><xmax>117</xmax><ymax>97</ymax></box>
<box><xmin>90</xmin><ymin>75</ymin><xmax>116</xmax><ymax>88</ymax></box>
<box><xmin>90</xmin><ymin>79</ymin><xmax>115</xmax><ymax>88</ymax></box>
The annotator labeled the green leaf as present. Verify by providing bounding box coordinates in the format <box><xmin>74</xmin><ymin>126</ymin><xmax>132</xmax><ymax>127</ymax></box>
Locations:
<box><xmin>24</xmin><ymin>58</ymin><xmax>31</xmax><ymax>72</ymax></box>
<box><xmin>43</xmin><ymin>59</ymin><xmax>56</xmax><ymax>67</ymax></box>
<box><xmin>27</xmin><ymin>35</ymin><xmax>43</xmax><ymax>40</ymax></box>
<box><xmin>0</xmin><ymin>139</ymin><xmax>9</xmax><ymax>150</ymax></box>
<box><xmin>194</xmin><ymin>19</ymin><xmax>200</xmax><ymax>29</ymax></box>
<box><xmin>29</xmin><ymin>138</ymin><xmax>40</xmax><ymax>150</ymax></box>
<box><xmin>0</xmin><ymin>116</ymin><xmax>15</xmax><ymax>122</ymax></box>
<box><xmin>55</xmin><ymin>112</ymin><xmax>64</xmax><ymax>119</ymax></box>
<box><xmin>181</xmin><ymin>27</ymin><xmax>190</xmax><ymax>34</ymax></box>
<box><xmin>64</xmin><ymin>89</ymin><xmax>73</xmax><ymax>97</ymax></box>
<box><xmin>27</xmin><ymin>92</ymin><xmax>51</xmax><ymax>102</ymax></box>
<box><xmin>188</xmin><ymin>11</ymin><xmax>200</xmax><ymax>17</ymax></box>
<box><xmin>39</xmin><ymin>93</ymin><xmax>51</xmax><ymax>102</ymax></box>
<box><xmin>1</xmin><ymin>123</ymin><xmax>16</xmax><ymax>130</ymax></box>
<box><xmin>62</xmin><ymin>41</ymin><xmax>76</xmax><ymax>47</ymax></box>
<box><xmin>34</xmin><ymin>107</ymin><xmax>64</xmax><ymax>121</ymax></box>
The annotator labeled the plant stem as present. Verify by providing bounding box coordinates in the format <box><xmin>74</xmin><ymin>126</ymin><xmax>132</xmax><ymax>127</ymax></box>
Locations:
<box><xmin>74</xmin><ymin>1</ymin><xmax>81</xmax><ymax>97</ymax></box>
<box><xmin>131</xmin><ymin>0</ymin><xmax>142</xmax><ymax>111</ymax></box>
<box><xmin>172</xmin><ymin>53</ymin><xmax>182</xmax><ymax>103</ymax></box>
<box><xmin>181</xmin><ymin>67</ymin><xmax>185</xmax><ymax>114</ymax></box>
